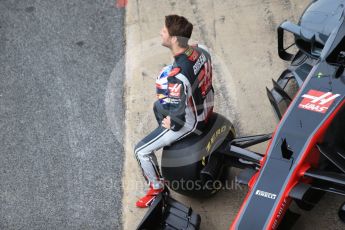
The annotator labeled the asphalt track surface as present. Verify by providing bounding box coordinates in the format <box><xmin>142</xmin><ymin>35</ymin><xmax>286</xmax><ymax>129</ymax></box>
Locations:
<box><xmin>0</xmin><ymin>1</ymin><xmax>124</xmax><ymax>229</ymax></box>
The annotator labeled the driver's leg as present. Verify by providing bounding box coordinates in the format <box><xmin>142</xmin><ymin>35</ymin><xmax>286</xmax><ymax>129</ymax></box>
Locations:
<box><xmin>134</xmin><ymin>125</ymin><xmax>194</xmax><ymax>207</ymax></box>
<box><xmin>134</xmin><ymin>127</ymin><xmax>166</xmax><ymax>190</ymax></box>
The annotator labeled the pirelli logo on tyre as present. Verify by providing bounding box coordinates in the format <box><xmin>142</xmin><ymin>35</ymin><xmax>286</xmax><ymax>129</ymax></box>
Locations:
<box><xmin>298</xmin><ymin>90</ymin><xmax>340</xmax><ymax>114</ymax></box>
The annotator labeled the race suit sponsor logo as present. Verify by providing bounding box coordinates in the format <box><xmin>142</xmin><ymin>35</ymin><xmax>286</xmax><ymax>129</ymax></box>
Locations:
<box><xmin>255</xmin><ymin>189</ymin><xmax>277</xmax><ymax>200</ymax></box>
<box><xmin>193</xmin><ymin>53</ymin><xmax>206</xmax><ymax>75</ymax></box>
<box><xmin>188</xmin><ymin>50</ymin><xmax>199</xmax><ymax>61</ymax></box>
<box><xmin>298</xmin><ymin>90</ymin><xmax>340</xmax><ymax>113</ymax></box>
<box><xmin>184</xmin><ymin>46</ymin><xmax>193</xmax><ymax>56</ymax></box>
<box><xmin>168</xmin><ymin>83</ymin><xmax>182</xmax><ymax>98</ymax></box>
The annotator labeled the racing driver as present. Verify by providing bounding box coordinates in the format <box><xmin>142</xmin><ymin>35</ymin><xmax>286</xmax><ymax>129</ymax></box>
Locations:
<box><xmin>134</xmin><ymin>14</ymin><xmax>214</xmax><ymax>208</ymax></box>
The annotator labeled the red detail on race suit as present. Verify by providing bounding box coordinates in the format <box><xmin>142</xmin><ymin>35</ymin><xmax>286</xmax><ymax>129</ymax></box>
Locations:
<box><xmin>168</xmin><ymin>67</ymin><xmax>181</xmax><ymax>77</ymax></box>
<box><xmin>188</xmin><ymin>50</ymin><xmax>199</xmax><ymax>61</ymax></box>
<box><xmin>198</xmin><ymin>62</ymin><xmax>212</xmax><ymax>97</ymax></box>
<box><xmin>298</xmin><ymin>89</ymin><xmax>340</xmax><ymax>113</ymax></box>
<box><xmin>168</xmin><ymin>83</ymin><xmax>182</xmax><ymax>98</ymax></box>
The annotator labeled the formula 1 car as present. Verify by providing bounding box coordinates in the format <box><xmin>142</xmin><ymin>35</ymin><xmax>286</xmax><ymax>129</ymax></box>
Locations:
<box><xmin>137</xmin><ymin>0</ymin><xmax>345</xmax><ymax>229</ymax></box>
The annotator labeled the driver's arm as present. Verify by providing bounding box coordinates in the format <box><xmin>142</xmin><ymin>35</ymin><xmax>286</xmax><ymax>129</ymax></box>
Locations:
<box><xmin>167</xmin><ymin>73</ymin><xmax>187</xmax><ymax>131</ymax></box>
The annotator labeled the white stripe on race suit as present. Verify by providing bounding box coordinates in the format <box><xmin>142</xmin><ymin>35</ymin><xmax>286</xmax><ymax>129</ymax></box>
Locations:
<box><xmin>135</xmin><ymin>129</ymin><xmax>169</xmax><ymax>154</ymax></box>
<box><xmin>174</xmin><ymin>73</ymin><xmax>199</xmax><ymax>140</ymax></box>
<box><xmin>175</xmin><ymin>73</ymin><xmax>197</xmax><ymax>128</ymax></box>
<box><xmin>197</xmin><ymin>89</ymin><xmax>214</xmax><ymax>121</ymax></box>
<box><xmin>175</xmin><ymin>73</ymin><xmax>214</xmax><ymax>123</ymax></box>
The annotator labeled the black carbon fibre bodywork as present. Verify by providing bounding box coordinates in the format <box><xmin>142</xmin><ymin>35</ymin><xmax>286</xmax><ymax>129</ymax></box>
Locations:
<box><xmin>233</xmin><ymin>1</ymin><xmax>345</xmax><ymax>228</ymax></box>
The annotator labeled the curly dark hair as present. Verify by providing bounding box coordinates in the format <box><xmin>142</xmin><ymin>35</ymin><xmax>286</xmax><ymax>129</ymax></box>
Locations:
<box><xmin>165</xmin><ymin>15</ymin><xmax>193</xmax><ymax>48</ymax></box>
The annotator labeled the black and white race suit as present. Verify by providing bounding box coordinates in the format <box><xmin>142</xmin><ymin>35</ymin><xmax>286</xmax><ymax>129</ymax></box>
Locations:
<box><xmin>135</xmin><ymin>44</ymin><xmax>214</xmax><ymax>189</ymax></box>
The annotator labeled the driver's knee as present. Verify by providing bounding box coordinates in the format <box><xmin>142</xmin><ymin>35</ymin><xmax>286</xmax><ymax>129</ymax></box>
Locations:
<box><xmin>134</xmin><ymin>145</ymin><xmax>142</xmax><ymax>159</ymax></box>
<box><xmin>134</xmin><ymin>140</ymin><xmax>146</xmax><ymax>155</ymax></box>
<box><xmin>134</xmin><ymin>145</ymin><xmax>151</xmax><ymax>159</ymax></box>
